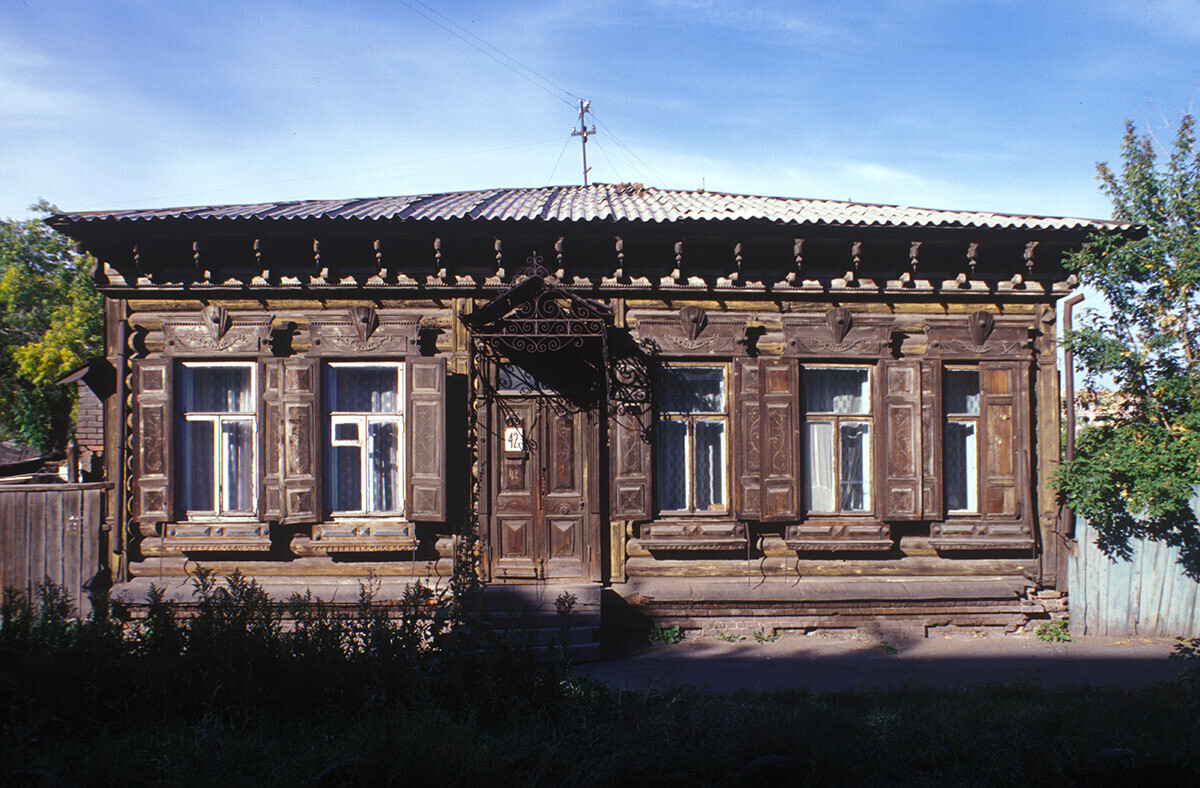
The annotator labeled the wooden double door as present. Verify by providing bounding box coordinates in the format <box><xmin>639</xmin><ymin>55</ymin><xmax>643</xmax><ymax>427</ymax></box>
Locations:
<box><xmin>489</xmin><ymin>396</ymin><xmax>601</xmax><ymax>581</ymax></box>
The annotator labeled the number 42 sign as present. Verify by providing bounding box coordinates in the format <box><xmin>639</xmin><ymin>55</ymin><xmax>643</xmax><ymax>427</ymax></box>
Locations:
<box><xmin>504</xmin><ymin>426</ymin><xmax>525</xmax><ymax>453</ymax></box>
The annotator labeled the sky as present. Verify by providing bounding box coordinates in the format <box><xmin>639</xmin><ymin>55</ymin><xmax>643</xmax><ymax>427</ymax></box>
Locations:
<box><xmin>1</xmin><ymin>0</ymin><xmax>1198</xmax><ymax>222</ymax></box>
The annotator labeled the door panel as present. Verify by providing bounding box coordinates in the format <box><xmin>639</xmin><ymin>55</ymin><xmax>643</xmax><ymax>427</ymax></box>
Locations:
<box><xmin>489</xmin><ymin>394</ymin><xmax>597</xmax><ymax>581</ymax></box>
<box><xmin>493</xmin><ymin>401</ymin><xmax>540</xmax><ymax>578</ymax></box>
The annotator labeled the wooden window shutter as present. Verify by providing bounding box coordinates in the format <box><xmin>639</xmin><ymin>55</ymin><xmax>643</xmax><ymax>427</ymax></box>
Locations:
<box><xmin>609</xmin><ymin>407</ymin><xmax>653</xmax><ymax>521</ymax></box>
<box><xmin>932</xmin><ymin>361</ymin><xmax>1033</xmax><ymax>549</ymax></box>
<box><xmin>880</xmin><ymin>359</ymin><xmax>923</xmax><ymax>521</ymax></box>
<box><xmin>735</xmin><ymin>358</ymin><xmax>800</xmax><ymax>522</ymax></box>
<box><xmin>406</xmin><ymin>356</ymin><xmax>447</xmax><ymax>522</ymax></box>
<box><xmin>260</xmin><ymin>360</ymin><xmax>284</xmax><ymax>522</ymax></box>
<box><xmin>979</xmin><ymin>361</ymin><xmax>1031</xmax><ymax>528</ymax></box>
<box><xmin>734</xmin><ymin>358</ymin><xmax>762</xmax><ymax>520</ymax></box>
<box><xmin>280</xmin><ymin>358</ymin><xmax>321</xmax><ymax>524</ymax></box>
<box><xmin>920</xmin><ymin>359</ymin><xmax>944</xmax><ymax>521</ymax></box>
<box><xmin>134</xmin><ymin>358</ymin><xmax>172</xmax><ymax>523</ymax></box>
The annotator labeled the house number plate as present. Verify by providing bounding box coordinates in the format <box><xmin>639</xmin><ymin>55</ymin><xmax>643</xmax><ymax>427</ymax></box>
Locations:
<box><xmin>504</xmin><ymin>426</ymin><xmax>525</xmax><ymax>453</ymax></box>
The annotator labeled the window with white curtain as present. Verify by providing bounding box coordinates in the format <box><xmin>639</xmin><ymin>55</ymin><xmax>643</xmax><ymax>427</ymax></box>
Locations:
<box><xmin>655</xmin><ymin>365</ymin><xmax>728</xmax><ymax>514</ymax></box>
<box><xmin>803</xmin><ymin>367</ymin><xmax>872</xmax><ymax>514</ymax></box>
<box><xmin>325</xmin><ymin>363</ymin><xmax>404</xmax><ymax>515</ymax></box>
<box><xmin>944</xmin><ymin>368</ymin><xmax>980</xmax><ymax>513</ymax></box>
<box><xmin>179</xmin><ymin>362</ymin><xmax>257</xmax><ymax>517</ymax></box>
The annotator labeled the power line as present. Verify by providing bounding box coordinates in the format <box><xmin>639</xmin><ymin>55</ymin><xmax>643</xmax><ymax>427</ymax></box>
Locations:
<box><xmin>591</xmin><ymin>139</ymin><xmax>626</xmax><ymax>184</ymax></box>
<box><xmin>590</xmin><ymin>112</ymin><xmax>671</xmax><ymax>185</ymax></box>
<box><xmin>545</xmin><ymin>136</ymin><xmax>573</xmax><ymax>186</ymax></box>
<box><xmin>395</xmin><ymin>0</ymin><xmax>581</xmax><ymax>108</ymax></box>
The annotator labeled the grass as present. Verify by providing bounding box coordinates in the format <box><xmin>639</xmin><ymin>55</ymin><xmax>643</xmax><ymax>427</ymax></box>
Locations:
<box><xmin>3</xmin><ymin>578</ymin><xmax>1199</xmax><ymax>786</ymax></box>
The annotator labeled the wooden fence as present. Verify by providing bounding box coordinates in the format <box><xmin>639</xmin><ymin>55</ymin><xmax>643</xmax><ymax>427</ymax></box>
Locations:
<box><xmin>1069</xmin><ymin>516</ymin><xmax>1200</xmax><ymax>638</ymax></box>
<box><xmin>0</xmin><ymin>483</ymin><xmax>108</xmax><ymax>617</ymax></box>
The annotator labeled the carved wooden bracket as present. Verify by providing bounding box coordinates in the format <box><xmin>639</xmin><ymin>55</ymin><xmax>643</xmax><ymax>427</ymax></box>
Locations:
<box><xmin>632</xmin><ymin>308</ymin><xmax>748</xmax><ymax>356</ymax></box>
<box><xmin>309</xmin><ymin>310</ymin><xmax>420</xmax><ymax>356</ymax></box>
<box><xmin>924</xmin><ymin>313</ymin><xmax>1032</xmax><ymax>359</ymax></box>
<box><xmin>826</xmin><ymin>307</ymin><xmax>853</xmax><ymax>343</ymax></box>
<box><xmin>679</xmin><ymin>305</ymin><xmax>707</xmax><ymax>341</ymax></box>
<box><xmin>782</xmin><ymin>311</ymin><xmax>893</xmax><ymax>358</ymax></box>
<box><xmin>162</xmin><ymin>311</ymin><xmax>272</xmax><ymax>355</ymax></box>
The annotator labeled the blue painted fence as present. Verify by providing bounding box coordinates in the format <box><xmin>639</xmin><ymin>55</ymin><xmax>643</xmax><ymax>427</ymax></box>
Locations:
<box><xmin>1069</xmin><ymin>516</ymin><xmax>1200</xmax><ymax>638</ymax></box>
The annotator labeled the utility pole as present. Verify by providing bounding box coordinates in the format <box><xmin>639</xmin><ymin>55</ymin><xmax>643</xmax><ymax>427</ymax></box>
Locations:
<box><xmin>571</xmin><ymin>99</ymin><xmax>596</xmax><ymax>186</ymax></box>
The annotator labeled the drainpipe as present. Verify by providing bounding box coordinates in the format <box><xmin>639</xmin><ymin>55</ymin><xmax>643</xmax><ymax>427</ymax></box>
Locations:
<box><xmin>1062</xmin><ymin>293</ymin><xmax>1084</xmax><ymax>539</ymax></box>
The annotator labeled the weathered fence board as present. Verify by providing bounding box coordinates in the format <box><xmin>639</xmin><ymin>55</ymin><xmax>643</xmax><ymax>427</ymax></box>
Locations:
<box><xmin>1070</xmin><ymin>516</ymin><xmax>1200</xmax><ymax>638</ymax></box>
<box><xmin>0</xmin><ymin>483</ymin><xmax>108</xmax><ymax>617</ymax></box>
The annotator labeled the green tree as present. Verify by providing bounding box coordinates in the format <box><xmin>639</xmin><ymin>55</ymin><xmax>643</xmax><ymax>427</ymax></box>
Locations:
<box><xmin>1058</xmin><ymin>114</ymin><xmax>1200</xmax><ymax>574</ymax></box>
<box><xmin>0</xmin><ymin>201</ymin><xmax>103</xmax><ymax>451</ymax></box>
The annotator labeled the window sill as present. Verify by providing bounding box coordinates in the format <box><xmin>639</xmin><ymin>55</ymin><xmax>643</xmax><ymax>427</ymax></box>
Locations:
<box><xmin>637</xmin><ymin>519</ymin><xmax>746</xmax><ymax>551</ymax></box>
<box><xmin>785</xmin><ymin>519</ymin><xmax>892</xmax><ymax>552</ymax></box>
<box><xmin>292</xmin><ymin>519</ymin><xmax>419</xmax><ymax>555</ymax></box>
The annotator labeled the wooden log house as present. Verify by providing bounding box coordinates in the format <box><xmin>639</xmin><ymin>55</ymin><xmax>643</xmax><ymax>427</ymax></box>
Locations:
<box><xmin>48</xmin><ymin>184</ymin><xmax>1128</xmax><ymax>639</ymax></box>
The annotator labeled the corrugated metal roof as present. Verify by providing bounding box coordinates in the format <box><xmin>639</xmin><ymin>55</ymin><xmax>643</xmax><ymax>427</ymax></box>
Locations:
<box><xmin>50</xmin><ymin>184</ymin><xmax>1128</xmax><ymax>231</ymax></box>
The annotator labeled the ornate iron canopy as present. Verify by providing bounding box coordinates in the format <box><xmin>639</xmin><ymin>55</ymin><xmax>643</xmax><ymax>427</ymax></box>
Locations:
<box><xmin>461</xmin><ymin>257</ymin><xmax>611</xmax><ymax>356</ymax></box>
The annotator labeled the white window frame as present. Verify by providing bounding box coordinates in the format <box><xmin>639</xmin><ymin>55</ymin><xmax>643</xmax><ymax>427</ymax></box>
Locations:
<box><xmin>325</xmin><ymin>361</ymin><xmax>405</xmax><ymax>517</ymax></box>
<box><xmin>802</xmin><ymin>365</ymin><xmax>873</xmax><ymax>515</ymax></box>
<box><xmin>944</xmin><ymin>367</ymin><xmax>981</xmax><ymax>514</ymax></box>
<box><xmin>179</xmin><ymin>360</ymin><xmax>258</xmax><ymax>520</ymax></box>
<box><xmin>655</xmin><ymin>363</ymin><xmax>730</xmax><ymax>515</ymax></box>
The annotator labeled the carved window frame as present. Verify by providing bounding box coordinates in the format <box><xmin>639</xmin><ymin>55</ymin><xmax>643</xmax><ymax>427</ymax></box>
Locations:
<box><xmin>923</xmin><ymin>313</ymin><xmax>1036</xmax><ymax>550</ymax></box>
<box><xmin>177</xmin><ymin>360</ymin><xmax>259</xmax><ymax>521</ymax></box>
<box><xmin>800</xmin><ymin>364</ymin><xmax>876</xmax><ymax>518</ymax></box>
<box><xmin>132</xmin><ymin>308</ymin><xmax>275</xmax><ymax>554</ymax></box>
<box><xmin>779</xmin><ymin>310</ymin><xmax>896</xmax><ymax>551</ymax></box>
<box><xmin>323</xmin><ymin>361</ymin><xmax>406</xmax><ymax>518</ymax></box>
<box><xmin>654</xmin><ymin>361</ymin><xmax>731</xmax><ymax>517</ymax></box>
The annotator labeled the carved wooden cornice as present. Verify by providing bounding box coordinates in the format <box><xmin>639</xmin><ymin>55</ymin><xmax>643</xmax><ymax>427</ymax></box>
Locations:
<box><xmin>161</xmin><ymin>307</ymin><xmax>272</xmax><ymax>355</ymax></box>
<box><xmin>923</xmin><ymin>311</ymin><xmax>1033</xmax><ymax>360</ymax></box>
<box><xmin>308</xmin><ymin>307</ymin><xmax>421</xmax><ymax>356</ymax></box>
<box><xmin>633</xmin><ymin>307</ymin><xmax>748</xmax><ymax>356</ymax></box>
<box><xmin>781</xmin><ymin>309</ymin><xmax>894</xmax><ymax>358</ymax></box>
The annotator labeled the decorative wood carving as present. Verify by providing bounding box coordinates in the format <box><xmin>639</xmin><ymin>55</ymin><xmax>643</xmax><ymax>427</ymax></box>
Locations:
<box><xmin>638</xmin><ymin>520</ymin><xmax>747</xmax><ymax>551</ymax></box>
<box><xmin>924</xmin><ymin>315</ymin><xmax>1032</xmax><ymax>360</ymax></box>
<box><xmin>634</xmin><ymin>310</ymin><xmax>747</xmax><ymax>356</ymax></box>
<box><xmin>782</xmin><ymin>313</ymin><xmax>893</xmax><ymax>358</ymax></box>
<box><xmin>967</xmin><ymin>310</ymin><xmax>994</xmax><ymax>345</ymax></box>
<box><xmin>785</xmin><ymin>521</ymin><xmax>892</xmax><ymax>551</ymax></box>
<box><xmin>309</xmin><ymin>310</ymin><xmax>420</xmax><ymax>356</ymax></box>
<box><xmin>162</xmin><ymin>312</ymin><xmax>271</xmax><ymax>355</ymax></box>
<box><xmin>679</xmin><ymin>305</ymin><xmax>708</xmax><ymax>341</ymax></box>
<box><xmin>826</xmin><ymin>307</ymin><xmax>853</xmax><ymax>343</ymax></box>
<box><xmin>290</xmin><ymin>522</ymin><xmax>417</xmax><ymax>556</ymax></box>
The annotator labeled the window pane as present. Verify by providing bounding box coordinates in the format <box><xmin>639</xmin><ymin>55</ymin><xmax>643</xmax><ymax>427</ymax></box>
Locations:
<box><xmin>839</xmin><ymin>421</ymin><xmax>871</xmax><ymax>512</ymax></box>
<box><xmin>221</xmin><ymin>420</ymin><xmax>255</xmax><ymax>512</ymax></box>
<box><xmin>805</xmin><ymin>369</ymin><xmax>869</xmax><ymax>414</ymax></box>
<box><xmin>945</xmin><ymin>421</ymin><xmax>978</xmax><ymax>511</ymax></box>
<box><xmin>656</xmin><ymin>420</ymin><xmax>688</xmax><ymax>511</ymax></box>
<box><xmin>330</xmin><ymin>367</ymin><xmax>398</xmax><ymax>413</ymax></box>
<box><xmin>693</xmin><ymin>420</ymin><xmax>726</xmax><ymax>511</ymax></box>
<box><xmin>333</xmin><ymin>421</ymin><xmax>360</xmax><ymax>443</ymax></box>
<box><xmin>182</xmin><ymin>420</ymin><xmax>215</xmax><ymax>512</ymax></box>
<box><xmin>182</xmin><ymin>366</ymin><xmax>253</xmax><ymax>413</ymax></box>
<box><xmin>658</xmin><ymin>367</ymin><xmax>724</xmax><ymax>413</ymax></box>
<box><xmin>329</xmin><ymin>445</ymin><xmax>362</xmax><ymax>512</ymax></box>
<box><xmin>367</xmin><ymin>422</ymin><xmax>400</xmax><ymax>512</ymax></box>
<box><xmin>945</xmin><ymin>371</ymin><xmax>980</xmax><ymax>416</ymax></box>
<box><xmin>803</xmin><ymin>421</ymin><xmax>836</xmax><ymax>512</ymax></box>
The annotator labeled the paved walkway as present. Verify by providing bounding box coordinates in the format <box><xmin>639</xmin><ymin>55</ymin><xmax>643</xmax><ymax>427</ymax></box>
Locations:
<box><xmin>581</xmin><ymin>634</ymin><xmax>1185</xmax><ymax>692</ymax></box>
